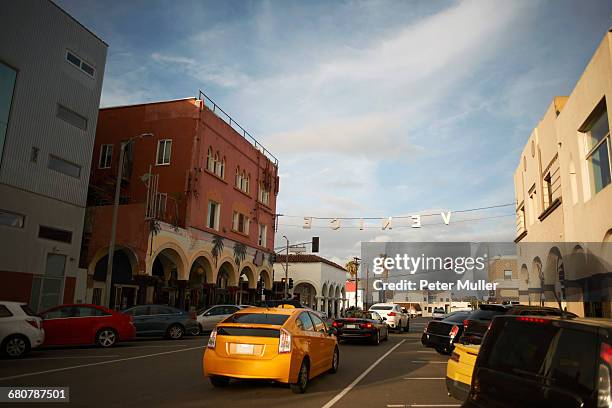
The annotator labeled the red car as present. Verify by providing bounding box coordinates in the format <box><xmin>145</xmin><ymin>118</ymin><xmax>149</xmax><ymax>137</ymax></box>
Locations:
<box><xmin>40</xmin><ymin>304</ymin><xmax>135</xmax><ymax>347</ymax></box>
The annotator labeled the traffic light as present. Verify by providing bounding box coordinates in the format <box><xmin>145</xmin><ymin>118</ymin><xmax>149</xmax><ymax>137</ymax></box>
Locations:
<box><xmin>312</xmin><ymin>236</ymin><xmax>319</xmax><ymax>253</ymax></box>
<box><xmin>288</xmin><ymin>278</ymin><xmax>294</xmax><ymax>289</ymax></box>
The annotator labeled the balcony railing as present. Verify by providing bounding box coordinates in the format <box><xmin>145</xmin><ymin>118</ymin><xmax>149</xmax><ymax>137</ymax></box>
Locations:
<box><xmin>198</xmin><ymin>90</ymin><xmax>279</xmax><ymax>166</ymax></box>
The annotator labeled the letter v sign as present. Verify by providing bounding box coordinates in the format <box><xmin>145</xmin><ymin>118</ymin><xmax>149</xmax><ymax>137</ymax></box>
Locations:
<box><xmin>441</xmin><ymin>211</ymin><xmax>452</xmax><ymax>225</ymax></box>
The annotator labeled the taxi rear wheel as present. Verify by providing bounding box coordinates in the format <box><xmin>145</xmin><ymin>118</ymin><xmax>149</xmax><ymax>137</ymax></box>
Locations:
<box><xmin>210</xmin><ymin>376</ymin><xmax>230</xmax><ymax>387</ymax></box>
<box><xmin>290</xmin><ymin>360</ymin><xmax>309</xmax><ymax>394</ymax></box>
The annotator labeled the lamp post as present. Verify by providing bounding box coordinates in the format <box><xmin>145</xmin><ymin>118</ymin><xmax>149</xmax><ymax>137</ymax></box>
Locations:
<box><xmin>104</xmin><ymin>133</ymin><xmax>153</xmax><ymax>308</ymax></box>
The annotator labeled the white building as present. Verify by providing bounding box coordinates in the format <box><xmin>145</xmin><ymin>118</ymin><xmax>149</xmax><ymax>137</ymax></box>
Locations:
<box><xmin>274</xmin><ymin>254</ymin><xmax>348</xmax><ymax>318</ymax></box>
<box><xmin>345</xmin><ymin>280</ymin><xmax>364</xmax><ymax>310</ymax></box>
<box><xmin>0</xmin><ymin>0</ymin><xmax>108</xmax><ymax>310</ymax></box>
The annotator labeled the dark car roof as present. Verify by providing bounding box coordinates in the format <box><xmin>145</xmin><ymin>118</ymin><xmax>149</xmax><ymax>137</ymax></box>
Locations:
<box><xmin>494</xmin><ymin>314</ymin><xmax>612</xmax><ymax>332</ymax></box>
<box><xmin>504</xmin><ymin>305</ymin><xmax>577</xmax><ymax>316</ymax></box>
<box><xmin>479</xmin><ymin>304</ymin><xmax>511</xmax><ymax>312</ymax></box>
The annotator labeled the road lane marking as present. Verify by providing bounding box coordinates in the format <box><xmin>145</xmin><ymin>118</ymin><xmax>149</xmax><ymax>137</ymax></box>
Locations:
<box><xmin>402</xmin><ymin>377</ymin><xmax>444</xmax><ymax>380</ymax></box>
<box><xmin>321</xmin><ymin>339</ymin><xmax>406</xmax><ymax>408</ymax></box>
<box><xmin>0</xmin><ymin>346</ymin><xmax>203</xmax><ymax>381</ymax></box>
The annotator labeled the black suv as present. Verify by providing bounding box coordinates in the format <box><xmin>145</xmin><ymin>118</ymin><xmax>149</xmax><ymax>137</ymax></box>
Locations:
<box><xmin>463</xmin><ymin>315</ymin><xmax>612</xmax><ymax>408</ymax></box>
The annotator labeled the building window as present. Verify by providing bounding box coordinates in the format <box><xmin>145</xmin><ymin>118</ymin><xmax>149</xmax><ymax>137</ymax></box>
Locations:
<box><xmin>99</xmin><ymin>144</ymin><xmax>113</xmax><ymax>169</ymax></box>
<box><xmin>216</xmin><ymin>156</ymin><xmax>225</xmax><ymax>179</ymax></box>
<box><xmin>258</xmin><ymin>182</ymin><xmax>270</xmax><ymax>205</ymax></box>
<box><xmin>235</xmin><ymin>166</ymin><xmax>242</xmax><ymax>188</ymax></box>
<box><xmin>0</xmin><ymin>62</ymin><xmax>17</xmax><ymax>169</ymax></box>
<box><xmin>235</xmin><ymin>168</ymin><xmax>249</xmax><ymax>193</ymax></box>
<box><xmin>38</xmin><ymin>225</ymin><xmax>72</xmax><ymax>243</ymax></box>
<box><xmin>206</xmin><ymin>147</ymin><xmax>214</xmax><ymax>172</ymax></box>
<box><xmin>56</xmin><ymin>103</ymin><xmax>87</xmax><ymax>130</ymax></box>
<box><xmin>527</xmin><ymin>186</ymin><xmax>536</xmax><ymax>226</ymax></box>
<box><xmin>155</xmin><ymin>193</ymin><xmax>167</xmax><ymax>218</ymax></box>
<box><xmin>504</xmin><ymin>270</ymin><xmax>513</xmax><ymax>280</ymax></box>
<box><xmin>232</xmin><ymin>211</ymin><xmax>249</xmax><ymax>235</ymax></box>
<box><xmin>583</xmin><ymin>101</ymin><xmax>611</xmax><ymax>194</ymax></box>
<box><xmin>207</xmin><ymin>200</ymin><xmax>220</xmax><ymax>230</ymax></box>
<box><xmin>0</xmin><ymin>209</ymin><xmax>24</xmax><ymax>228</ymax></box>
<box><xmin>65</xmin><ymin>50</ymin><xmax>95</xmax><ymax>78</ymax></box>
<box><xmin>156</xmin><ymin>139</ymin><xmax>172</xmax><ymax>165</ymax></box>
<box><xmin>544</xmin><ymin>172</ymin><xmax>553</xmax><ymax>208</ymax></box>
<box><xmin>48</xmin><ymin>155</ymin><xmax>81</xmax><ymax>178</ymax></box>
<box><xmin>258</xmin><ymin>224</ymin><xmax>267</xmax><ymax>247</ymax></box>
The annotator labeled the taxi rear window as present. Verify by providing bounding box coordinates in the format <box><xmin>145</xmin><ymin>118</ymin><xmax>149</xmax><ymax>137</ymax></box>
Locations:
<box><xmin>222</xmin><ymin>313</ymin><xmax>290</xmax><ymax>325</ymax></box>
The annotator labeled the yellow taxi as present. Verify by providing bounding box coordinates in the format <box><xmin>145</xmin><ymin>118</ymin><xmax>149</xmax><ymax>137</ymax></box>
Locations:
<box><xmin>446</xmin><ymin>343</ymin><xmax>480</xmax><ymax>401</ymax></box>
<box><xmin>203</xmin><ymin>306</ymin><xmax>339</xmax><ymax>393</ymax></box>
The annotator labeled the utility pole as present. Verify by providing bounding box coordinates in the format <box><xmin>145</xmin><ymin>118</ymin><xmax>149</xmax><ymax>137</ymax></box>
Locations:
<box><xmin>353</xmin><ymin>256</ymin><xmax>361</xmax><ymax>308</ymax></box>
<box><xmin>282</xmin><ymin>235</ymin><xmax>289</xmax><ymax>299</ymax></box>
<box><xmin>104</xmin><ymin>132</ymin><xmax>153</xmax><ymax>308</ymax></box>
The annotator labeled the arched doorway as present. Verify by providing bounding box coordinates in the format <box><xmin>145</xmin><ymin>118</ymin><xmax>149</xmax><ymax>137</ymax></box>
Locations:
<box><xmin>151</xmin><ymin>247</ymin><xmax>186</xmax><ymax>308</ymax></box>
<box><xmin>238</xmin><ymin>266</ymin><xmax>256</xmax><ymax>305</ymax></box>
<box><xmin>532</xmin><ymin>257</ymin><xmax>543</xmax><ymax>306</ymax></box>
<box><xmin>293</xmin><ymin>282</ymin><xmax>317</xmax><ymax>309</ymax></box>
<box><xmin>92</xmin><ymin>247</ymin><xmax>138</xmax><ymax>310</ymax></box>
<box><xmin>216</xmin><ymin>261</ymin><xmax>236</xmax><ymax>304</ymax></box>
<box><xmin>188</xmin><ymin>256</ymin><xmax>213</xmax><ymax>311</ymax></box>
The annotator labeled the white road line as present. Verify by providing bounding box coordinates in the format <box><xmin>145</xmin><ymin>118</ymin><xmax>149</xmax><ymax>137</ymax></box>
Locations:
<box><xmin>402</xmin><ymin>377</ymin><xmax>444</xmax><ymax>380</ymax></box>
<box><xmin>410</xmin><ymin>360</ymin><xmax>447</xmax><ymax>364</ymax></box>
<box><xmin>0</xmin><ymin>346</ymin><xmax>203</xmax><ymax>381</ymax></box>
<box><xmin>22</xmin><ymin>355</ymin><xmax>122</xmax><ymax>360</ymax></box>
<box><xmin>321</xmin><ymin>339</ymin><xmax>406</xmax><ymax>408</ymax></box>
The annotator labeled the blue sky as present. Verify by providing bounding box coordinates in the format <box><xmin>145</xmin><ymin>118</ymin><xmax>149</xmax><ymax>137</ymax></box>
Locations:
<box><xmin>58</xmin><ymin>0</ymin><xmax>612</xmax><ymax>263</ymax></box>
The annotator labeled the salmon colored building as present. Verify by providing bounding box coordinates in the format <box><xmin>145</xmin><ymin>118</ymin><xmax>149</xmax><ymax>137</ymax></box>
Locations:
<box><xmin>81</xmin><ymin>92</ymin><xmax>279</xmax><ymax>310</ymax></box>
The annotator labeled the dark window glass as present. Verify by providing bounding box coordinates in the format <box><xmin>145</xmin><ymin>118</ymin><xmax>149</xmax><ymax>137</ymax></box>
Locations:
<box><xmin>66</xmin><ymin>51</ymin><xmax>81</xmax><ymax>67</ymax></box>
<box><xmin>38</xmin><ymin>226</ymin><xmax>72</xmax><ymax>244</ymax></box>
<box><xmin>151</xmin><ymin>306</ymin><xmax>175</xmax><ymax>315</ymax></box>
<box><xmin>0</xmin><ymin>305</ymin><xmax>13</xmax><ymax>317</ymax></box>
<box><xmin>133</xmin><ymin>306</ymin><xmax>150</xmax><ymax>316</ymax></box>
<box><xmin>370</xmin><ymin>305</ymin><xmax>393</xmax><ymax>311</ymax></box>
<box><xmin>443</xmin><ymin>312</ymin><xmax>472</xmax><ymax>323</ymax></box>
<box><xmin>216</xmin><ymin>327</ymin><xmax>279</xmax><ymax>338</ymax></box>
<box><xmin>223</xmin><ymin>313</ymin><xmax>290</xmax><ymax>325</ymax></box>
<box><xmin>297</xmin><ymin>312</ymin><xmax>314</xmax><ymax>331</ymax></box>
<box><xmin>309</xmin><ymin>312</ymin><xmax>326</xmax><ymax>332</ymax></box>
<box><xmin>57</xmin><ymin>104</ymin><xmax>87</xmax><ymax>130</ymax></box>
<box><xmin>44</xmin><ymin>307</ymin><xmax>73</xmax><ymax>319</ymax></box>
<box><xmin>546</xmin><ymin>328</ymin><xmax>597</xmax><ymax>393</ymax></box>
<box><xmin>20</xmin><ymin>305</ymin><xmax>35</xmax><ymax>316</ymax></box>
<box><xmin>485</xmin><ymin>320</ymin><xmax>558</xmax><ymax>375</ymax></box>
<box><xmin>0</xmin><ymin>209</ymin><xmax>24</xmax><ymax>228</ymax></box>
<box><xmin>75</xmin><ymin>307</ymin><xmax>108</xmax><ymax>317</ymax></box>
<box><xmin>80</xmin><ymin>62</ymin><xmax>95</xmax><ymax>76</ymax></box>
<box><xmin>48</xmin><ymin>155</ymin><xmax>81</xmax><ymax>178</ymax></box>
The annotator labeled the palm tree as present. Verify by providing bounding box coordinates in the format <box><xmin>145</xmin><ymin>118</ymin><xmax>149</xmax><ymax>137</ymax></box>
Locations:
<box><xmin>345</xmin><ymin>260</ymin><xmax>359</xmax><ymax>278</ymax></box>
<box><xmin>233</xmin><ymin>242</ymin><xmax>247</xmax><ymax>268</ymax></box>
<box><xmin>211</xmin><ymin>235</ymin><xmax>224</xmax><ymax>266</ymax></box>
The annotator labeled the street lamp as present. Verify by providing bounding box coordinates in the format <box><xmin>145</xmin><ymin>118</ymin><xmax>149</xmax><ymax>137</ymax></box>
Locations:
<box><xmin>104</xmin><ymin>132</ymin><xmax>153</xmax><ymax>308</ymax></box>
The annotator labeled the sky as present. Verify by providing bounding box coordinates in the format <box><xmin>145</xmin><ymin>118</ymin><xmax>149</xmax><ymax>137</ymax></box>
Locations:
<box><xmin>58</xmin><ymin>0</ymin><xmax>612</xmax><ymax>266</ymax></box>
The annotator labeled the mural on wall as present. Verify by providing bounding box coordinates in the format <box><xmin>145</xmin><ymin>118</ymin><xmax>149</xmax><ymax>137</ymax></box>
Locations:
<box><xmin>212</xmin><ymin>234</ymin><xmax>224</xmax><ymax>266</ymax></box>
<box><xmin>233</xmin><ymin>242</ymin><xmax>247</xmax><ymax>268</ymax></box>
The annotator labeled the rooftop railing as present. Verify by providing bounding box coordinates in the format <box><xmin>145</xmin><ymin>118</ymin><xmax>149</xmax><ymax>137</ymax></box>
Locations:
<box><xmin>198</xmin><ymin>90</ymin><xmax>279</xmax><ymax>166</ymax></box>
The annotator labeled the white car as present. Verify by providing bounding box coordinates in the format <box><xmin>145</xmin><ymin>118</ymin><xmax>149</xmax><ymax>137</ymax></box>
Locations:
<box><xmin>432</xmin><ymin>307</ymin><xmax>447</xmax><ymax>320</ymax></box>
<box><xmin>369</xmin><ymin>303</ymin><xmax>409</xmax><ymax>332</ymax></box>
<box><xmin>196</xmin><ymin>304</ymin><xmax>251</xmax><ymax>332</ymax></box>
<box><xmin>0</xmin><ymin>301</ymin><xmax>45</xmax><ymax>358</ymax></box>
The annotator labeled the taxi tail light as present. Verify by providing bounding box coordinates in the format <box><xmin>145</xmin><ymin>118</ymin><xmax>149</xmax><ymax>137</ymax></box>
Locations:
<box><xmin>207</xmin><ymin>328</ymin><xmax>217</xmax><ymax>349</ymax></box>
<box><xmin>278</xmin><ymin>328</ymin><xmax>291</xmax><ymax>354</ymax></box>
<box><xmin>359</xmin><ymin>323</ymin><xmax>373</xmax><ymax>329</ymax></box>
<box><xmin>387</xmin><ymin>312</ymin><xmax>396</xmax><ymax>317</ymax></box>
<box><xmin>26</xmin><ymin>319</ymin><xmax>40</xmax><ymax>329</ymax></box>
<box><xmin>601</xmin><ymin>342</ymin><xmax>612</xmax><ymax>365</ymax></box>
<box><xmin>449</xmin><ymin>325</ymin><xmax>459</xmax><ymax>339</ymax></box>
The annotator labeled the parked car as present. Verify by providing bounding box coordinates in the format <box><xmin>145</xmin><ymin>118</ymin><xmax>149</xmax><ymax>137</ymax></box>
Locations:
<box><xmin>432</xmin><ymin>307</ymin><xmax>447</xmax><ymax>320</ymax></box>
<box><xmin>122</xmin><ymin>304</ymin><xmax>199</xmax><ymax>339</ymax></box>
<box><xmin>41</xmin><ymin>304</ymin><xmax>134</xmax><ymax>347</ymax></box>
<box><xmin>204</xmin><ymin>306</ymin><xmax>338</xmax><ymax>393</ymax></box>
<box><xmin>0</xmin><ymin>301</ymin><xmax>44</xmax><ymax>358</ymax></box>
<box><xmin>459</xmin><ymin>304</ymin><xmax>510</xmax><ymax>344</ymax></box>
<box><xmin>446</xmin><ymin>343</ymin><xmax>480</xmax><ymax>401</ymax></box>
<box><xmin>332</xmin><ymin>310</ymin><xmax>389</xmax><ymax>345</ymax></box>
<box><xmin>409</xmin><ymin>308</ymin><xmax>423</xmax><ymax>318</ymax></box>
<box><xmin>422</xmin><ymin>310</ymin><xmax>472</xmax><ymax>354</ymax></box>
<box><xmin>197</xmin><ymin>305</ymin><xmax>250</xmax><ymax>333</ymax></box>
<box><xmin>463</xmin><ymin>315</ymin><xmax>612</xmax><ymax>408</ymax></box>
<box><xmin>369</xmin><ymin>303</ymin><xmax>409</xmax><ymax>332</ymax></box>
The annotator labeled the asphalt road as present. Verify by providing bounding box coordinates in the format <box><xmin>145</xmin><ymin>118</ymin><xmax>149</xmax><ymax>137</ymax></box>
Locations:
<box><xmin>0</xmin><ymin>318</ymin><xmax>461</xmax><ymax>408</ymax></box>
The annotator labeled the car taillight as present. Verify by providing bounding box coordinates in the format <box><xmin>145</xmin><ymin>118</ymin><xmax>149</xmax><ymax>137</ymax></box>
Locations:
<box><xmin>517</xmin><ymin>316</ymin><xmax>549</xmax><ymax>324</ymax></box>
<box><xmin>359</xmin><ymin>323</ymin><xmax>373</xmax><ymax>329</ymax></box>
<box><xmin>26</xmin><ymin>319</ymin><xmax>40</xmax><ymax>329</ymax></box>
<box><xmin>463</xmin><ymin>319</ymin><xmax>469</xmax><ymax>329</ymax></box>
<box><xmin>207</xmin><ymin>328</ymin><xmax>217</xmax><ymax>349</ymax></box>
<box><xmin>332</xmin><ymin>321</ymin><xmax>343</xmax><ymax>328</ymax></box>
<box><xmin>601</xmin><ymin>342</ymin><xmax>612</xmax><ymax>365</ymax></box>
<box><xmin>450</xmin><ymin>352</ymin><xmax>460</xmax><ymax>362</ymax></box>
<box><xmin>388</xmin><ymin>312</ymin><xmax>396</xmax><ymax>317</ymax></box>
<box><xmin>449</xmin><ymin>325</ymin><xmax>459</xmax><ymax>339</ymax></box>
<box><xmin>279</xmin><ymin>328</ymin><xmax>291</xmax><ymax>354</ymax></box>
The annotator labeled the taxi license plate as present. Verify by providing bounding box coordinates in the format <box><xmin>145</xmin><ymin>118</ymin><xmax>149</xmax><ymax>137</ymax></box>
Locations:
<box><xmin>235</xmin><ymin>344</ymin><xmax>255</xmax><ymax>355</ymax></box>
<box><xmin>346</xmin><ymin>324</ymin><xmax>357</xmax><ymax>329</ymax></box>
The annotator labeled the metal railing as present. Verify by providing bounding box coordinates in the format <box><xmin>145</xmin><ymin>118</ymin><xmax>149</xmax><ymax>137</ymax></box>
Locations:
<box><xmin>198</xmin><ymin>90</ymin><xmax>279</xmax><ymax>166</ymax></box>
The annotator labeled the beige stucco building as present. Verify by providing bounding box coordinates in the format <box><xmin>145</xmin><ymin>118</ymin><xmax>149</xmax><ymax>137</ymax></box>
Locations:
<box><xmin>514</xmin><ymin>30</ymin><xmax>612</xmax><ymax>318</ymax></box>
